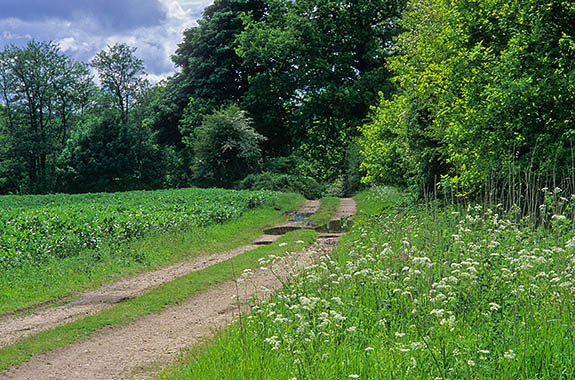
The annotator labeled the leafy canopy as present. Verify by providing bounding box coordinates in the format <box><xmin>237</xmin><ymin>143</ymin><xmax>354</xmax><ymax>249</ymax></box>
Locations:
<box><xmin>361</xmin><ymin>0</ymin><xmax>575</xmax><ymax>197</ymax></box>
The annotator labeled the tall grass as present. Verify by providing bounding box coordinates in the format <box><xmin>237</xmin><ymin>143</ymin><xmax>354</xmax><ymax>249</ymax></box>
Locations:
<box><xmin>158</xmin><ymin>187</ymin><xmax>575</xmax><ymax>379</ymax></box>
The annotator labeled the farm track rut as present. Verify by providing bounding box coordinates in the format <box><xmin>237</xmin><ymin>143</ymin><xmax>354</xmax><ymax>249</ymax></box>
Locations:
<box><xmin>0</xmin><ymin>200</ymin><xmax>320</xmax><ymax>348</ymax></box>
<box><xmin>0</xmin><ymin>198</ymin><xmax>355</xmax><ymax>380</ymax></box>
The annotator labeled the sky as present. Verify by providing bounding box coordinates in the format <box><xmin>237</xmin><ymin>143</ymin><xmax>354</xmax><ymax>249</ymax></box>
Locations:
<box><xmin>0</xmin><ymin>0</ymin><xmax>214</xmax><ymax>82</ymax></box>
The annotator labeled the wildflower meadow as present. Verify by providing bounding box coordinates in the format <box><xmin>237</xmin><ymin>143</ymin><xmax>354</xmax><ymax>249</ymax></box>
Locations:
<box><xmin>160</xmin><ymin>187</ymin><xmax>575</xmax><ymax>379</ymax></box>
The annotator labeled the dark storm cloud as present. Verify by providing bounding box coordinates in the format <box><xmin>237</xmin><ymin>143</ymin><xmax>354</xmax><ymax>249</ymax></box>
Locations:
<box><xmin>0</xmin><ymin>0</ymin><xmax>167</xmax><ymax>32</ymax></box>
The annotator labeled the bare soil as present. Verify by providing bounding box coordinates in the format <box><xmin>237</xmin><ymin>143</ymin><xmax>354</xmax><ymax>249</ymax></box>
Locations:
<box><xmin>0</xmin><ymin>245</ymin><xmax>256</xmax><ymax>348</ymax></box>
<box><xmin>0</xmin><ymin>199</ymin><xmax>353</xmax><ymax>380</ymax></box>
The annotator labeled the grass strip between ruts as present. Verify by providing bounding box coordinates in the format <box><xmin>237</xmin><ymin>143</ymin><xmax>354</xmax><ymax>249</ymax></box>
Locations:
<box><xmin>307</xmin><ymin>196</ymin><xmax>340</xmax><ymax>227</ymax></box>
<box><xmin>0</xmin><ymin>228</ymin><xmax>317</xmax><ymax>372</ymax></box>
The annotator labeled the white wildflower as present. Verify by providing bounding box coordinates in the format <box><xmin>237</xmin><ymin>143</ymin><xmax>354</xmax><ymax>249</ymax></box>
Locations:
<box><xmin>504</xmin><ymin>350</ymin><xmax>516</xmax><ymax>360</ymax></box>
<box><xmin>430</xmin><ymin>309</ymin><xmax>445</xmax><ymax>318</ymax></box>
<box><xmin>489</xmin><ymin>302</ymin><xmax>500</xmax><ymax>311</ymax></box>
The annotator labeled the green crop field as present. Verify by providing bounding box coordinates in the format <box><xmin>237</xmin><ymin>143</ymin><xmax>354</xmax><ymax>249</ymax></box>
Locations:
<box><xmin>0</xmin><ymin>188</ymin><xmax>271</xmax><ymax>269</ymax></box>
<box><xmin>0</xmin><ymin>188</ymin><xmax>300</xmax><ymax>314</ymax></box>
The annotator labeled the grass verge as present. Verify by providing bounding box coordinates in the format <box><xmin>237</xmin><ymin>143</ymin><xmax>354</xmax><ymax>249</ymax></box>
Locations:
<box><xmin>155</xmin><ymin>186</ymin><xmax>575</xmax><ymax>380</ymax></box>
<box><xmin>0</xmin><ymin>192</ymin><xmax>303</xmax><ymax>316</ymax></box>
<box><xmin>307</xmin><ymin>196</ymin><xmax>340</xmax><ymax>227</ymax></box>
<box><xmin>0</xmin><ymin>228</ymin><xmax>317</xmax><ymax>372</ymax></box>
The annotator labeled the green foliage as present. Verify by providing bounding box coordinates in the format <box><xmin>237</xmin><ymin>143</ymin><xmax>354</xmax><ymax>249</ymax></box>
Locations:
<box><xmin>237</xmin><ymin>0</ymin><xmax>405</xmax><ymax>175</ymax></box>
<box><xmin>192</xmin><ymin>105</ymin><xmax>266</xmax><ymax>188</ymax></box>
<box><xmin>90</xmin><ymin>43</ymin><xmax>148</xmax><ymax>122</ymax></box>
<box><xmin>145</xmin><ymin>0</ymin><xmax>267</xmax><ymax>166</ymax></box>
<box><xmin>362</xmin><ymin>0</ymin><xmax>575</xmax><ymax>197</ymax></box>
<box><xmin>239</xmin><ymin>172</ymin><xmax>324</xmax><ymax>200</ymax></box>
<box><xmin>239</xmin><ymin>153</ymin><xmax>327</xmax><ymax>199</ymax></box>
<box><xmin>261</xmin><ymin>154</ymin><xmax>307</xmax><ymax>176</ymax></box>
<box><xmin>360</xmin><ymin>94</ymin><xmax>417</xmax><ymax>188</ymax></box>
<box><xmin>57</xmin><ymin>114</ymin><xmax>163</xmax><ymax>193</ymax></box>
<box><xmin>342</xmin><ymin>140</ymin><xmax>366</xmax><ymax>196</ymax></box>
<box><xmin>173</xmin><ymin>0</ymin><xmax>266</xmax><ymax>106</ymax></box>
<box><xmin>0</xmin><ymin>41</ymin><xmax>92</xmax><ymax>193</ymax></box>
<box><xmin>0</xmin><ymin>187</ymin><xmax>273</xmax><ymax>270</ymax></box>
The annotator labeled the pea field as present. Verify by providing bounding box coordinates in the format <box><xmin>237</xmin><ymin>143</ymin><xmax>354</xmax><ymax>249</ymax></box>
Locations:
<box><xmin>0</xmin><ymin>188</ymin><xmax>272</xmax><ymax>270</ymax></box>
<box><xmin>0</xmin><ymin>187</ymin><xmax>291</xmax><ymax>314</ymax></box>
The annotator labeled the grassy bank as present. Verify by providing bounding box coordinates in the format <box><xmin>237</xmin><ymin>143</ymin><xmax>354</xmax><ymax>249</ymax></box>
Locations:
<box><xmin>157</xmin><ymin>187</ymin><xmax>575</xmax><ymax>379</ymax></box>
<box><xmin>0</xmin><ymin>192</ymin><xmax>303</xmax><ymax>315</ymax></box>
<box><xmin>0</xmin><ymin>228</ymin><xmax>317</xmax><ymax>372</ymax></box>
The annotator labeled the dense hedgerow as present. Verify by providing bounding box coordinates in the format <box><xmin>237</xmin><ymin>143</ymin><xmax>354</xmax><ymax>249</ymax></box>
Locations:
<box><xmin>161</xmin><ymin>187</ymin><xmax>575</xmax><ymax>379</ymax></box>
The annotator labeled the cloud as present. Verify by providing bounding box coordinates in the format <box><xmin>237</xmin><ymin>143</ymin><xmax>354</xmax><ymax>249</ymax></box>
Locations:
<box><xmin>0</xmin><ymin>0</ymin><xmax>214</xmax><ymax>79</ymax></box>
<box><xmin>0</xmin><ymin>0</ymin><xmax>167</xmax><ymax>32</ymax></box>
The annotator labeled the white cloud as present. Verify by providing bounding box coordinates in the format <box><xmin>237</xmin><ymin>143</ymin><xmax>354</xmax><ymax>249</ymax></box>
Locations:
<box><xmin>0</xmin><ymin>0</ymin><xmax>215</xmax><ymax>78</ymax></box>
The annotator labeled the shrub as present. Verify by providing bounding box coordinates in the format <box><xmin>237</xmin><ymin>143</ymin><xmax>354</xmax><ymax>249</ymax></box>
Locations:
<box><xmin>239</xmin><ymin>172</ymin><xmax>324</xmax><ymax>199</ymax></box>
<box><xmin>192</xmin><ymin>105</ymin><xmax>266</xmax><ymax>188</ymax></box>
<box><xmin>57</xmin><ymin>114</ymin><xmax>163</xmax><ymax>193</ymax></box>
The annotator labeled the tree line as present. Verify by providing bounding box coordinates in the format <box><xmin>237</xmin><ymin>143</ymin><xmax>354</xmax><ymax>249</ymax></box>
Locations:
<box><xmin>0</xmin><ymin>0</ymin><xmax>404</xmax><ymax>196</ymax></box>
<box><xmin>361</xmin><ymin>0</ymin><xmax>575</xmax><ymax>206</ymax></box>
<box><xmin>0</xmin><ymin>42</ymin><xmax>160</xmax><ymax>194</ymax></box>
<box><xmin>1</xmin><ymin>0</ymin><xmax>573</xmax><ymax>202</ymax></box>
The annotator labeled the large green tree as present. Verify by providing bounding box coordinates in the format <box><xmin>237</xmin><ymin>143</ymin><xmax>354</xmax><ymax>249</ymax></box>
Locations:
<box><xmin>149</xmin><ymin>0</ymin><xmax>267</xmax><ymax>154</ymax></box>
<box><xmin>361</xmin><ymin>0</ymin><xmax>575</xmax><ymax>200</ymax></box>
<box><xmin>91</xmin><ymin>43</ymin><xmax>149</xmax><ymax>123</ymax></box>
<box><xmin>58</xmin><ymin>113</ymin><xmax>163</xmax><ymax>193</ymax></box>
<box><xmin>173</xmin><ymin>0</ymin><xmax>267</xmax><ymax>106</ymax></box>
<box><xmin>0</xmin><ymin>41</ymin><xmax>91</xmax><ymax>193</ymax></box>
<box><xmin>237</xmin><ymin>0</ymin><xmax>405</xmax><ymax>178</ymax></box>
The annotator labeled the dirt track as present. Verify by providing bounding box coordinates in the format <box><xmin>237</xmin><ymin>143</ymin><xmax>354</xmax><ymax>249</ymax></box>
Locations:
<box><xmin>0</xmin><ymin>245</ymin><xmax>257</xmax><ymax>348</ymax></box>
<box><xmin>0</xmin><ymin>198</ymin><xmax>356</xmax><ymax>380</ymax></box>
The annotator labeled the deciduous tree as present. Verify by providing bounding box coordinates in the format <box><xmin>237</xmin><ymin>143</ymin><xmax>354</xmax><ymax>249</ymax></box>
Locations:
<box><xmin>90</xmin><ymin>43</ymin><xmax>148</xmax><ymax>123</ymax></box>
<box><xmin>191</xmin><ymin>105</ymin><xmax>266</xmax><ymax>187</ymax></box>
<box><xmin>0</xmin><ymin>41</ymin><xmax>91</xmax><ymax>193</ymax></box>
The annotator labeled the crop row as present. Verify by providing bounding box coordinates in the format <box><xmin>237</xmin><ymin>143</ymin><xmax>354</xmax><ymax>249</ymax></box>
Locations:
<box><xmin>0</xmin><ymin>188</ymin><xmax>274</xmax><ymax>269</ymax></box>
